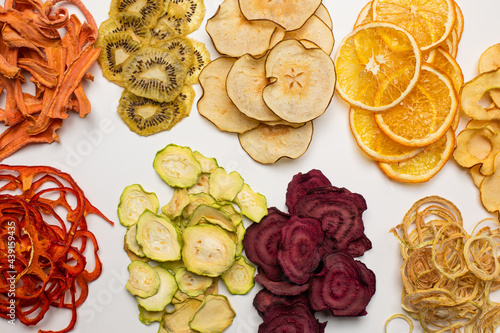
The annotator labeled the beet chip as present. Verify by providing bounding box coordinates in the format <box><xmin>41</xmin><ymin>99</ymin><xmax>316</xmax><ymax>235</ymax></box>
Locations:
<box><xmin>255</xmin><ymin>270</ymin><xmax>310</xmax><ymax>296</ymax></box>
<box><xmin>253</xmin><ymin>289</ymin><xmax>310</xmax><ymax>318</ymax></box>
<box><xmin>286</xmin><ymin>169</ymin><xmax>332</xmax><ymax>214</ymax></box>
<box><xmin>258</xmin><ymin>302</ymin><xmax>326</xmax><ymax>333</ymax></box>
<box><xmin>243</xmin><ymin>207</ymin><xmax>289</xmax><ymax>281</ymax></box>
<box><xmin>278</xmin><ymin>216</ymin><xmax>324</xmax><ymax>284</ymax></box>
<box><xmin>294</xmin><ymin>186</ymin><xmax>367</xmax><ymax>250</ymax></box>
<box><xmin>309</xmin><ymin>252</ymin><xmax>376</xmax><ymax>316</ymax></box>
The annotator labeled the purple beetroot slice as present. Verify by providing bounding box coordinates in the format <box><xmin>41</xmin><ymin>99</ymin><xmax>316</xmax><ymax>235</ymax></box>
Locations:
<box><xmin>309</xmin><ymin>252</ymin><xmax>376</xmax><ymax>316</ymax></box>
<box><xmin>346</xmin><ymin>234</ymin><xmax>373</xmax><ymax>257</ymax></box>
<box><xmin>253</xmin><ymin>288</ymin><xmax>311</xmax><ymax>318</ymax></box>
<box><xmin>255</xmin><ymin>270</ymin><xmax>310</xmax><ymax>296</ymax></box>
<box><xmin>258</xmin><ymin>302</ymin><xmax>326</xmax><ymax>333</ymax></box>
<box><xmin>278</xmin><ymin>216</ymin><xmax>324</xmax><ymax>285</ymax></box>
<box><xmin>294</xmin><ymin>186</ymin><xmax>367</xmax><ymax>250</ymax></box>
<box><xmin>243</xmin><ymin>207</ymin><xmax>289</xmax><ymax>281</ymax></box>
<box><xmin>286</xmin><ymin>169</ymin><xmax>332</xmax><ymax>214</ymax></box>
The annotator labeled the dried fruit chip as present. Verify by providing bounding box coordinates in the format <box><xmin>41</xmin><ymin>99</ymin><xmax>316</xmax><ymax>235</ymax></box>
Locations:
<box><xmin>263</xmin><ymin>39</ymin><xmax>335</xmax><ymax>123</ymax></box>
<box><xmin>460</xmin><ymin>69</ymin><xmax>500</xmax><ymax>121</ymax></box>
<box><xmin>238</xmin><ymin>0</ymin><xmax>322</xmax><ymax>31</ymax></box>
<box><xmin>198</xmin><ymin>57</ymin><xmax>260</xmax><ymax>133</ymax></box>
<box><xmin>478</xmin><ymin>43</ymin><xmax>500</xmax><ymax>107</ymax></box>
<box><xmin>206</xmin><ymin>0</ymin><xmax>279</xmax><ymax>58</ymax></box>
<box><xmin>283</xmin><ymin>15</ymin><xmax>335</xmax><ymax>55</ymax></box>
<box><xmin>238</xmin><ymin>122</ymin><xmax>314</xmax><ymax>164</ymax></box>
<box><xmin>335</xmin><ymin>22</ymin><xmax>421</xmax><ymax>111</ymax></box>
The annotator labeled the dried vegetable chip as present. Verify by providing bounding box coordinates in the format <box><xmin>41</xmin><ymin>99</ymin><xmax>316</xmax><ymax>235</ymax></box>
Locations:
<box><xmin>200</xmin><ymin>0</ymin><xmax>336</xmax><ymax>163</ymax></box>
<box><xmin>98</xmin><ymin>0</ymin><xmax>209</xmax><ymax>135</ymax></box>
<box><xmin>0</xmin><ymin>0</ymin><xmax>102</xmax><ymax>161</ymax></box>
<box><xmin>117</xmin><ymin>144</ymin><xmax>268</xmax><ymax>332</ymax></box>
<box><xmin>0</xmin><ymin>165</ymin><xmax>113</xmax><ymax>333</ymax></box>
<box><xmin>390</xmin><ymin>196</ymin><xmax>500</xmax><ymax>332</ymax></box>
<box><xmin>336</xmin><ymin>0</ymin><xmax>464</xmax><ymax>183</ymax></box>
<box><xmin>244</xmin><ymin>169</ymin><xmax>375</xmax><ymax>331</ymax></box>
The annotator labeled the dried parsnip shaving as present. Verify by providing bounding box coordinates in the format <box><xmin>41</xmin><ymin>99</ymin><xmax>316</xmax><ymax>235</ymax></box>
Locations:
<box><xmin>390</xmin><ymin>196</ymin><xmax>500</xmax><ymax>332</ymax></box>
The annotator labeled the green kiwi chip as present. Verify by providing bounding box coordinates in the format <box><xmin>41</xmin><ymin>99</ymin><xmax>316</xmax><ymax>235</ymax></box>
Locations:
<box><xmin>160</xmin><ymin>0</ymin><xmax>206</xmax><ymax>36</ymax></box>
<box><xmin>185</xmin><ymin>39</ymin><xmax>210</xmax><ymax>85</ymax></box>
<box><xmin>109</xmin><ymin>0</ymin><xmax>164</xmax><ymax>29</ymax></box>
<box><xmin>153</xmin><ymin>37</ymin><xmax>195</xmax><ymax>67</ymax></box>
<box><xmin>97</xmin><ymin>14</ymin><xmax>151</xmax><ymax>47</ymax></box>
<box><xmin>122</xmin><ymin>46</ymin><xmax>188</xmax><ymax>103</ymax></box>
<box><xmin>98</xmin><ymin>32</ymin><xmax>143</xmax><ymax>86</ymax></box>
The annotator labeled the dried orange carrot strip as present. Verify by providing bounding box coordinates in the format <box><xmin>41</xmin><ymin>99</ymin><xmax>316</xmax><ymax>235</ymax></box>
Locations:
<box><xmin>0</xmin><ymin>10</ymin><xmax>60</xmax><ymax>48</ymax></box>
<box><xmin>0</xmin><ymin>52</ymin><xmax>20</xmax><ymax>78</ymax></box>
<box><xmin>17</xmin><ymin>57</ymin><xmax>59</xmax><ymax>87</ymax></box>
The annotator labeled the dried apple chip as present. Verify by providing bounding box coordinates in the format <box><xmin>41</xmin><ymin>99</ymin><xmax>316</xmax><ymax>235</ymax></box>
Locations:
<box><xmin>238</xmin><ymin>0</ymin><xmax>322</xmax><ymax>31</ymax></box>
<box><xmin>197</xmin><ymin>57</ymin><xmax>260</xmax><ymax>133</ymax></box>
<box><xmin>262</xmin><ymin>39</ymin><xmax>335</xmax><ymax>123</ymax></box>
<box><xmin>238</xmin><ymin>122</ymin><xmax>313</xmax><ymax>164</ymax></box>
<box><xmin>226</xmin><ymin>54</ymin><xmax>281</xmax><ymax>122</ymax></box>
<box><xmin>284</xmin><ymin>15</ymin><xmax>335</xmax><ymax>55</ymax></box>
<box><xmin>480</xmin><ymin>153</ymin><xmax>500</xmax><ymax>214</ymax></box>
<box><xmin>460</xmin><ymin>69</ymin><xmax>500</xmax><ymax>121</ymax></box>
<box><xmin>314</xmin><ymin>4</ymin><xmax>333</xmax><ymax>30</ymax></box>
<box><xmin>206</xmin><ymin>0</ymin><xmax>280</xmax><ymax>58</ymax></box>
<box><xmin>478</xmin><ymin>43</ymin><xmax>500</xmax><ymax>107</ymax></box>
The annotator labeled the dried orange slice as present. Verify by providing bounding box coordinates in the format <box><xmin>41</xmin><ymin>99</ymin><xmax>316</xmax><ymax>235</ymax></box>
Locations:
<box><xmin>349</xmin><ymin>106</ymin><xmax>424</xmax><ymax>163</ymax></box>
<box><xmin>335</xmin><ymin>22</ymin><xmax>421</xmax><ymax>111</ymax></box>
<box><xmin>354</xmin><ymin>2</ymin><xmax>373</xmax><ymax>28</ymax></box>
<box><xmin>375</xmin><ymin>64</ymin><xmax>458</xmax><ymax>147</ymax></box>
<box><xmin>378</xmin><ymin>130</ymin><xmax>455</xmax><ymax>183</ymax></box>
<box><xmin>372</xmin><ymin>0</ymin><xmax>455</xmax><ymax>51</ymax></box>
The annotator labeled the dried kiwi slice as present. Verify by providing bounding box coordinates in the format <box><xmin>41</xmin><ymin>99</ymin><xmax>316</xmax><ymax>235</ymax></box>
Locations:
<box><xmin>122</xmin><ymin>46</ymin><xmax>188</xmax><ymax>103</ymax></box>
<box><xmin>184</xmin><ymin>39</ymin><xmax>210</xmax><ymax>85</ymax></box>
<box><xmin>117</xmin><ymin>90</ymin><xmax>186</xmax><ymax>136</ymax></box>
<box><xmin>109</xmin><ymin>0</ymin><xmax>164</xmax><ymax>29</ymax></box>
<box><xmin>162</xmin><ymin>0</ymin><xmax>206</xmax><ymax>36</ymax></box>
<box><xmin>97</xmin><ymin>14</ymin><xmax>151</xmax><ymax>47</ymax></box>
<box><xmin>152</xmin><ymin>37</ymin><xmax>194</xmax><ymax>66</ymax></box>
<box><xmin>98</xmin><ymin>32</ymin><xmax>142</xmax><ymax>86</ymax></box>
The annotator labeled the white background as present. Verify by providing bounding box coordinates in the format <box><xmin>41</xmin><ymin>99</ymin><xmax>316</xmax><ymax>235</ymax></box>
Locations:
<box><xmin>2</xmin><ymin>0</ymin><xmax>500</xmax><ymax>332</ymax></box>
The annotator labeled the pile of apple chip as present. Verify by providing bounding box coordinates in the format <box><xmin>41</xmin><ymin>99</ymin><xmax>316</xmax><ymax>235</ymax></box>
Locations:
<box><xmin>454</xmin><ymin>43</ymin><xmax>500</xmax><ymax>216</ymax></box>
<box><xmin>337</xmin><ymin>0</ymin><xmax>464</xmax><ymax>183</ymax></box>
<box><xmin>198</xmin><ymin>0</ymin><xmax>336</xmax><ymax>164</ymax></box>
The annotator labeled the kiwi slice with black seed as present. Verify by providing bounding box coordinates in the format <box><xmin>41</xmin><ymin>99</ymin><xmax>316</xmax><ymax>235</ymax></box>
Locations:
<box><xmin>153</xmin><ymin>37</ymin><xmax>194</xmax><ymax>66</ymax></box>
<box><xmin>117</xmin><ymin>90</ymin><xmax>186</xmax><ymax>136</ymax></box>
<box><xmin>169</xmin><ymin>85</ymin><xmax>195</xmax><ymax>128</ymax></box>
<box><xmin>98</xmin><ymin>32</ymin><xmax>143</xmax><ymax>86</ymax></box>
<box><xmin>97</xmin><ymin>14</ymin><xmax>151</xmax><ymax>47</ymax></box>
<box><xmin>151</xmin><ymin>15</ymin><xmax>177</xmax><ymax>42</ymax></box>
<box><xmin>162</xmin><ymin>0</ymin><xmax>206</xmax><ymax>36</ymax></box>
<box><xmin>184</xmin><ymin>39</ymin><xmax>210</xmax><ymax>85</ymax></box>
<box><xmin>122</xmin><ymin>46</ymin><xmax>188</xmax><ymax>102</ymax></box>
<box><xmin>109</xmin><ymin>0</ymin><xmax>164</xmax><ymax>29</ymax></box>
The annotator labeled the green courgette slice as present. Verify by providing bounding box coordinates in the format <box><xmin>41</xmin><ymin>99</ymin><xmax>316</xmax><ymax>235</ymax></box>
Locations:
<box><xmin>118</xmin><ymin>184</ymin><xmax>160</xmax><ymax>227</ymax></box>
<box><xmin>153</xmin><ymin>144</ymin><xmax>202</xmax><ymax>188</ymax></box>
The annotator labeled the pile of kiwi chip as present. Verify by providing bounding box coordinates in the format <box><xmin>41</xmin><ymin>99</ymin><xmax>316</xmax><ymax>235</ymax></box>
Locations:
<box><xmin>200</xmin><ymin>0</ymin><xmax>336</xmax><ymax>164</ymax></box>
<box><xmin>97</xmin><ymin>0</ymin><xmax>210</xmax><ymax>136</ymax></box>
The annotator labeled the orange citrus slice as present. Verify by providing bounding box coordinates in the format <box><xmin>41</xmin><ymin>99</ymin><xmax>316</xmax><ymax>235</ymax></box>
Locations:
<box><xmin>372</xmin><ymin>0</ymin><xmax>455</xmax><ymax>51</ymax></box>
<box><xmin>349</xmin><ymin>106</ymin><xmax>424</xmax><ymax>163</ymax></box>
<box><xmin>335</xmin><ymin>22</ymin><xmax>421</xmax><ymax>111</ymax></box>
<box><xmin>378</xmin><ymin>130</ymin><xmax>455</xmax><ymax>183</ymax></box>
<box><xmin>354</xmin><ymin>2</ymin><xmax>373</xmax><ymax>28</ymax></box>
<box><xmin>374</xmin><ymin>64</ymin><xmax>458</xmax><ymax>147</ymax></box>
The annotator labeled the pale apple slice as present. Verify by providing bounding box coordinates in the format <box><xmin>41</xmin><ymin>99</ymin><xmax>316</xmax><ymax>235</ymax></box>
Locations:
<box><xmin>206</xmin><ymin>0</ymin><xmax>279</xmax><ymax>58</ymax></box>
<box><xmin>262</xmin><ymin>39</ymin><xmax>335</xmax><ymax>123</ymax></box>
<box><xmin>198</xmin><ymin>57</ymin><xmax>260</xmax><ymax>133</ymax></box>
<box><xmin>238</xmin><ymin>122</ymin><xmax>313</xmax><ymax>164</ymax></box>
<box><xmin>226</xmin><ymin>54</ymin><xmax>281</xmax><ymax>122</ymax></box>
<box><xmin>314</xmin><ymin>4</ymin><xmax>333</xmax><ymax>30</ymax></box>
<box><xmin>238</xmin><ymin>0</ymin><xmax>321</xmax><ymax>31</ymax></box>
<box><xmin>284</xmin><ymin>15</ymin><xmax>335</xmax><ymax>54</ymax></box>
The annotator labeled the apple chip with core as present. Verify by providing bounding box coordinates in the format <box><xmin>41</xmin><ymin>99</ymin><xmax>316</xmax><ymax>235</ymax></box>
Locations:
<box><xmin>460</xmin><ymin>68</ymin><xmax>500</xmax><ymax>121</ymax></box>
<box><xmin>263</xmin><ymin>39</ymin><xmax>335</xmax><ymax>124</ymax></box>
<box><xmin>284</xmin><ymin>15</ymin><xmax>335</xmax><ymax>55</ymax></box>
<box><xmin>238</xmin><ymin>0</ymin><xmax>322</xmax><ymax>31</ymax></box>
<box><xmin>239</xmin><ymin>122</ymin><xmax>313</xmax><ymax>164</ymax></box>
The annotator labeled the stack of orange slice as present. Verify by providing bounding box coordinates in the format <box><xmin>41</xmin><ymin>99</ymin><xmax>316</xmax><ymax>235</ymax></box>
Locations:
<box><xmin>335</xmin><ymin>0</ymin><xmax>464</xmax><ymax>183</ymax></box>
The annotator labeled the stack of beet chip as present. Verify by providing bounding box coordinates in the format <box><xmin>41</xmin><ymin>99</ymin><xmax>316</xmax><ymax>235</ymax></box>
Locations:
<box><xmin>243</xmin><ymin>169</ymin><xmax>376</xmax><ymax>332</ymax></box>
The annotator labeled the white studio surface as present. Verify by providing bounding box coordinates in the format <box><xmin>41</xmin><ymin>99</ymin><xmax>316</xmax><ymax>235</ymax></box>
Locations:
<box><xmin>1</xmin><ymin>0</ymin><xmax>499</xmax><ymax>332</ymax></box>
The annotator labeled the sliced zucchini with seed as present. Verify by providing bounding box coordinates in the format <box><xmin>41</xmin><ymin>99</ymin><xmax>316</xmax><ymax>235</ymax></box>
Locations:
<box><xmin>163</xmin><ymin>298</ymin><xmax>202</xmax><ymax>333</ymax></box>
<box><xmin>154</xmin><ymin>144</ymin><xmax>202</xmax><ymax>188</ymax></box>
<box><xmin>159</xmin><ymin>259</ymin><xmax>185</xmax><ymax>274</ymax></box>
<box><xmin>186</xmin><ymin>205</ymin><xmax>236</xmax><ymax>232</ymax></box>
<box><xmin>235</xmin><ymin>223</ymin><xmax>246</xmax><ymax>257</ymax></box>
<box><xmin>187</xmin><ymin>174</ymin><xmax>210</xmax><ymax>195</ymax></box>
<box><xmin>118</xmin><ymin>184</ymin><xmax>160</xmax><ymax>227</ymax></box>
<box><xmin>126</xmin><ymin>261</ymin><xmax>160</xmax><ymax>298</ymax></box>
<box><xmin>125</xmin><ymin>225</ymin><xmax>145</xmax><ymax>257</ymax></box>
<box><xmin>161</xmin><ymin>188</ymin><xmax>190</xmax><ymax>220</ymax></box>
<box><xmin>182</xmin><ymin>193</ymin><xmax>216</xmax><ymax>218</ymax></box>
<box><xmin>208</xmin><ymin>167</ymin><xmax>244</xmax><ymax>202</ymax></box>
<box><xmin>193</xmin><ymin>151</ymin><xmax>219</xmax><ymax>173</ymax></box>
<box><xmin>233</xmin><ymin>183</ymin><xmax>268</xmax><ymax>222</ymax></box>
<box><xmin>175</xmin><ymin>267</ymin><xmax>214</xmax><ymax>297</ymax></box>
<box><xmin>182</xmin><ymin>224</ymin><xmax>236</xmax><ymax>277</ymax></box>
<box><xmin>189</xmin><ymin>294</ymin><xmax>236</xmax><ymax>333</ymax></box>
<box><xmin>138</xmin><ymin>304</ymin><xmax>164</xmax><ymax>325</ymax></box>
<box><xmin>216</xmin><ymin>203</ymin><xmax>242</xmax><ymax>226</ymax></box>
<box><xmin>137</xmin><ymin>266</ymin><xmax>178</xmax><ymax>312</ymax></box>
<box><xmin>221</xmin><ymin>256</ymin><xmax>255</xmax><ymax>295</ymax></box>
<box><xmin>136</xmin><ymin>211</ymin><xmax>182</xmax><ymax>262</ymax></box>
